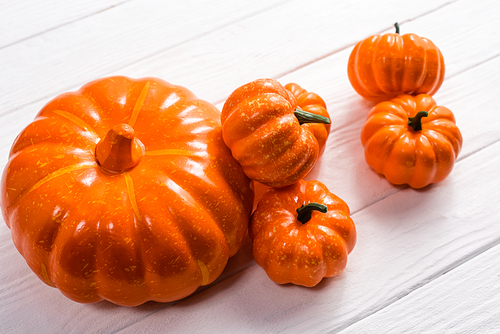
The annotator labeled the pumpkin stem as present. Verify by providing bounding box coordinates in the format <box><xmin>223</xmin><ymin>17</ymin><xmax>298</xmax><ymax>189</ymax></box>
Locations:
<box><xmin>296</xmin><ymin>203</ymin><xmax>328</xmax><ymax>224</ymax></box>
<box><xmin>408</xmin><ymin>111</ymin><xmax>429</xmax><ymax>132</ymax></box>
<box><xmin>95</xmin><ymin>124</ymin><xmax>145</xmax><ymax>172</ymax></box>
<box><xmin>394</xmin><ymin>22</ymin><xmax>400</xmax><ymax>34</ymax></box>
<box><xmin>294</xmin><ymin>109</ymin><xmax>331</xmax><ymax>125</ymax></box>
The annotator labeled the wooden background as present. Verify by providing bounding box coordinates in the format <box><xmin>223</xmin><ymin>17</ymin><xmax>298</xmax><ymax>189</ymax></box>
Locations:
<box><xmin>1</xmin><ymin>0</ymin><xmax>499</xmax><ymax>332</ymax></box>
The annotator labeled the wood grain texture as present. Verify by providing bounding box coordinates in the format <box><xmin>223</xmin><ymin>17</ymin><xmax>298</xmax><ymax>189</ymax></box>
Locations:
<box><xmin>340</xmin><ymin>243</ymin><xmax>500</xmax><ymax>333</ymax></box>
<box><xmin>0</xmin><ymin>0</ymin><xmax>288</xmax><ymax>115</ymax></box>
<box><xmin>0</xmin><ymin>0</ymin><xmax>130</xmax><ymax>49</ymax></box>
<box><xmin>1</xmin><ymin>0</ymin><xmax>500</xmax><ymax>333</ymax></box>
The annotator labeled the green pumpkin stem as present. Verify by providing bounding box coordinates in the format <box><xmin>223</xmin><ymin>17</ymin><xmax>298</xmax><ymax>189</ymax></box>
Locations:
<box><xmin>296</xmin><ymin>203</ymin><xmax>328</xmax><ymax>224</ymax></box>
<box><xmin>408</xmin><ymin>111</ymin><xmax>429</xmax><ymax>132</ymax></box>
<box><xmin>395</xmin><ymin>22</ymin><xmax>400</xmax><ymax>34</ymax></box>
<box><xmin>294</xmin><ymin>108</ymin><xmax>331</xmax><ymax>125</ymax></box>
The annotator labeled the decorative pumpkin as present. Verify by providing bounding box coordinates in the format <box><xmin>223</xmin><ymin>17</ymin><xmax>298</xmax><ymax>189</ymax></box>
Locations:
<box><xmin>361</xmin><ymin>94</ymin><xmax>462</xmax><ymax>188</ymax></box>
<box><xmin>348</xmin><ymin>23</ymin><xmax>445</xmax><ymax>102</ymax></box>
<box><xmin>221</xmin><ymin>79</ymin><xmax>331</xmax><ymax>188</ymax></box>
<box><xmin>249</xmin><ymin>180</ymin><xmax>356</xmax><ymax>287</ymax></box>
<box><xmin>0</xmin><ymin>76</ymin><xmax>254</xmax><ymax>306</ymax></box>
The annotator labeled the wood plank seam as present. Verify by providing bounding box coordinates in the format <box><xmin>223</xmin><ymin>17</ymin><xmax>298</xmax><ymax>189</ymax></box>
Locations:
<box><xmin>445</xmin><ymin>52</ymin><xmax>500</xmax><ymax>81</ymax></box>
<box><xmin>338</xmin><ymin>235</ymin><xmax>500</xmax><ymax>333</ymax></box>
<box><xmin>0</xmin><ymin>0</ymin><xmax>291</xmax><ymax>119</ymax></box>
<box><xmin>0</xmin><ymin>0</ymin><xmax>134</xmax><ymax>51</ymax></box>
<box><xmin>97</xmin><ymin>0</ymin><xmax>291</xmax><ymax>78</ymax></box>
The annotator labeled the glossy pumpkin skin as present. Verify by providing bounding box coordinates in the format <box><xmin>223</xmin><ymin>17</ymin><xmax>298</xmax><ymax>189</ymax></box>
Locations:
<box><xmin>249</xmin><ymin>180</ymin><xmax>356</xmax><ymax>287</ymax></box>
<box><xmin>361</xmin><ymin>94</ymin><xmax>462</xmax><ymax>188</ymax></box>
<box><xmin>221</xmin><ymin>79</ymin><xmax>331</xmax><ymax>188</ymax></box>
<box><xmin>1</xmin><ymin>76</ymin><xmax>254</xmax><ymax>306</ymax></box>
<box><xmin>348</xmin><ymin>25</ymin><xmax>445</xmax><ymax>102</ymax></box>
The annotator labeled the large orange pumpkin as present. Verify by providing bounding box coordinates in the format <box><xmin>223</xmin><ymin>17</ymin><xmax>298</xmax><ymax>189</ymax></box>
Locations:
<box><xmin>1</xmin><ymin>76</ymin><xmax>254</xmax><ymax>306</ymax></box>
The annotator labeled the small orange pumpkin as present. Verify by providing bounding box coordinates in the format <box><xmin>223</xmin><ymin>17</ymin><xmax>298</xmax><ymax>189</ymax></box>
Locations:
<box><xmin>1</xmin><ymin>76</ymin><xmax>254</xmax><ymax>306</ymax></box>
<box><xmin>348</xmin><ymin>23</ymin><xmax>445</xmax><ymax>102</ymax></box>
<box><xmin>361</xmin><ymin>94</ymin><xmax>463</xmax><ymax>188</ymax></box>
<box><xmin>249</xmin><ymin>180</ymin><xmax>356</xmax><ymax>287</ymax></box>
<box><xmin>221</xmin><ymin>79</ymin><xmax>331</xmax><ymax>188</ymax></box>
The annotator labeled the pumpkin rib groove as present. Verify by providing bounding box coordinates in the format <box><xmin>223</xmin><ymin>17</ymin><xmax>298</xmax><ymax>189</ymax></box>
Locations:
<box><xmin>12</xmin><ymin>162</ymin><xmax>97</xmax><ymax>208</ymax></box>
<box><xmin>123</xmin><ymin>173</ymin><xmax>142</xmax><ymax>223</ymax></box>
<box><xmin>410</xmin><ymin>135</ymin><xmax>437</xmax><ymax>188</ymax></box>
<box><xmin>145</xmin><ymin>148</ymin><xmax>204</xmax><ymax>158</ymax></box>
<box><xmin>310</xmin><ymin>225</ymin><xmax>344</xmax><ymax>278</ymax></box>
<box><xmin>228</xmin><ymin>114</ymin><xmax>299</xmax><ymax>166</ymax></box>
<box><xmin>158</xmin><ymin>175</ymin><xmax>229</xmax><ymax>286</ymax></box>
<box><xmin>418</xmin><ymin>38</ymin><xmax>429</xmax><ymax>91</ymax></box>
<box><xmin>255</xmin><ymin>219</ymin><xmax>297</xmax><ymax>281</ymax></box>
<box><xmin>299</xmin><ymin>229</ymin><xmax>327</xmax><ymax>284</ymax></box>
<box><xmin>62</xmin><ymin>91</ymin><xmax>110</xmax><ymax>139</ymax></box>
<box><xmin>154</xmin><ymin>166</ymin><xmax>233</xmax><ymax>240</ymax></box>
<box><xmin>128</xmin><ymin>81</ymin><xmax>150</xmax><ymax>128</ymax></box>
<box><xmin>9</xmin><ymin>116</ymin><xmax>98</xmax><ymax>156</ymax></box>
<box><xmin>51</xmin><ymin>109</ymin><xmax>100</xmax><ymax>141</ymax></box>
<box><xmin>353</xmin><ymin>38</ymin><xmax>380</xmax><ymax>98</ymax></box>
<box><xmin>424</xmin><ymin>123</ymin><xmax>462</xmax><ymax>156</ymax></box>
<box><xmin>44</xmin><ymin>172</ymin><xmax>109</xmax><ymax>302</ymax></box>
<box><xmin>365</xmin><ymin>126</ymin><xmax>405</xmax><ymax>174</ymax></box>
<box><xmin>162</xmin><ymin>163</ymin><xmax>243</xmax><ymax>254</ymax></box>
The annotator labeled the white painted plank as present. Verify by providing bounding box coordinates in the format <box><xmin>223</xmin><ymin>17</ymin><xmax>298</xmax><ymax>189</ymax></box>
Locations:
<box><xmin>0</xmin><ymin>0</ymin><xmax>130</xmax><ymax>48</ymax></box>
<box><xmin>1</xmin><ymin>0</ymin><xmax>500</xmax><ymax>332</ymax></box>
<box><xmin>0</xmin><ymin>0</ymin><xmax>453</xmax><ymax>115</ymax></box>
<box><xmin>340</xmin><ymin>244</ymin><xmax>500</xmax><ymax>333</ymax></box>
<box><xmin>116</xmin><ymin>128</ymin><xmax>500</xmax><ymax>334</ymax></box>
<box><xmin>0</xmin><ymin>0</ymin><xmax>288</xmax><ymax>115</ymax></box>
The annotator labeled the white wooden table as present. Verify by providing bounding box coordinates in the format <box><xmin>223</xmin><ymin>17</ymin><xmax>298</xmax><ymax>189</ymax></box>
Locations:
<box><xmin>1</xmin><ymin>1</ymin><xmax>500</xmax><ymax>333</ymax></box>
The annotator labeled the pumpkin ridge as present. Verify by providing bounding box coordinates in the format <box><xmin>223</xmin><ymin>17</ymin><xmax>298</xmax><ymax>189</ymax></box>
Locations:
<box><xmin>129</xmin><ymin>81</ymin><xmax>150</xmax><ymax>127</ymax></box>
<box><xmin>52</xmin><ymin>110</ymin><xmax>100</xmax><ymax>141</ymax></box>
<box><xmin>164</xmin><ymin>168</ymin><xmax>241</xmax><ymax>245</ymax></box>
<box><xmin>158</xmin><ymin>175</ymin><xmax>230</xmax><ymax>286</ymax></box>
<box><xmin>197</xmin><ymin>260</ymin><xmax>210</xmax><ymax>286</ymax></box>
<box><xmin>43</xmin><ymin>176</ymin><xmax>110</xmax><ymax>302</ymax></box>
<box><xmin>300</xmin><ymin>228</ymin><xmax>327</xmax><ymax>281</ymax></box>
<box><xmin>145</xmin><ymin>148</ymin><xmax>204</xmax><ymax>157</ymax></box>
<box><xmin>257</xmin><ymin>127</ymin><xmax>317</xmax><ymax>186</ymax></box>
<box><xmin>254</xmin><ymin>217</ymin><xmax>296</xmax><ymax>272</ymax></box>
<box><xmin>352</xmin><ymin>37</ymin><xmax>382</xmax><ymax>98</ymax></box>
<box><xmin>124</xmin><ymin>173</ymin><xmax>142</xmax><ymax>222</ymax></box>
<box><xmin>159</xmin><ymin>169</ymin><xmax>234</xmax><ymax>241</ymax></box>
<box><xmin>368</xmin><ymin>126</ymin><xmax>406</xmax><ymax>174</ymax></box>
<box><xmin>23</xmin><ymin>163</ymin><xmax>96</xmax><ymax>199</ymax></box>
<box><xmin>423</xmin><ymin>122</ymin><xmax>462</xmax><ymax>156</ymax></box>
